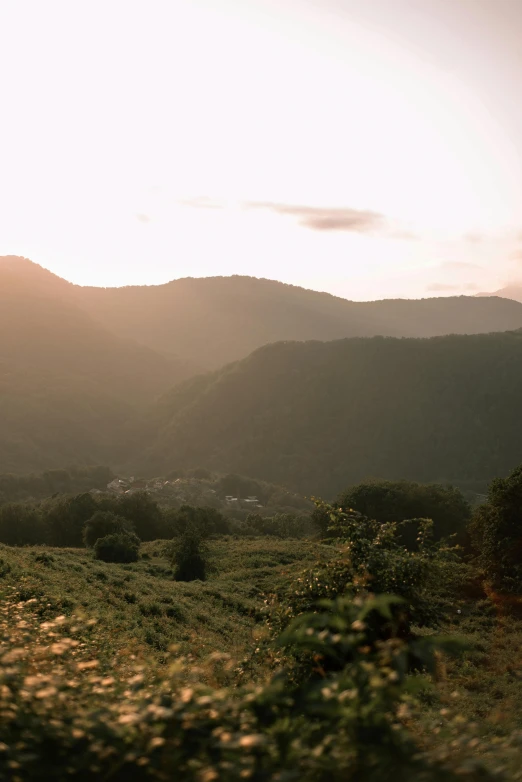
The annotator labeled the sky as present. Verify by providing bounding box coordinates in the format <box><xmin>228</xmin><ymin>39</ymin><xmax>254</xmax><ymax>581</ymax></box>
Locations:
<box><xmin>0</xmin><ymin>0</ymin><xmax>521</xmax><ymax>300</ymax></box>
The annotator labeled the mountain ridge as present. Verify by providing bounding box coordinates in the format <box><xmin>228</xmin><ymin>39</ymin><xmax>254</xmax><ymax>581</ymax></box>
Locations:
<box><xmin>5</xmin><ymin>256</ymin><xmax>522</xmax><ymax>370</ymax></box>
<box><xmin>136</xmin><ymin>330</ymin><xmax>522</xmax><ymax>497</ymax></box>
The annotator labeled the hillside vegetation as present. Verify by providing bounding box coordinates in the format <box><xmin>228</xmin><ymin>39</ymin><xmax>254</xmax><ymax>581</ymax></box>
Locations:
<box><xmin>5</xmin><ymin>255</ymin><xmax>522</xmax><ymax>488</ymax></box>
<box><xmin>3</xmin><ymin>466</ymin><xmax>522</xmax><ymax>779</ymax></box>
<box><xmin>140</xmin><ymin>331</ymin><xmax>522</xmax><ymax>496</ymax></box>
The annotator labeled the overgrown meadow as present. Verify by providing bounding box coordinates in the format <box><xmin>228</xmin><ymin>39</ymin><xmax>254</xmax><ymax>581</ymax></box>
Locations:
<box><xmin>2</xmin><ymin>470</ymin><xmax>522</xmax><ymax>780</ymax></box>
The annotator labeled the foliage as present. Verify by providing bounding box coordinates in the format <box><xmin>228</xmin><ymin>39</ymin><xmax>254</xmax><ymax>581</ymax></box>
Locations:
<box><xmin>0</xmin><ymin>464</ymin><xmax>114</xmax><ymax>504</ymax></box>
<box><xmin>83</xmin><ymin>510</ymin><xmax>134</xmax><ymax>547</ymax></box>
<box><xmin>276</xmin><ymin>502</ymin><xmax>462</xmax><ymax>631</ymax></box>
<box><xmin>94</xmin><ymin>531</ymin><xmax>141</xmax><ymax>563</ymax></box>
<box><xmin>0</xmin><ymin>584</ymin><xmax>511</xmax><ymax>781</ymax></box>
<box><xmin>334</xmin><ymin>480</ymin><xmax>471</xmax><ymax>543</ymax></box>
<box><xmin>0</xmin><ymin>490</ymin><xmax>170</xmax><ymax>548</ymax></box>
<box><xmin>172</xmin><ymin>528</ymin><xmax>208</xmax><ymax>581</ymax></box>
<box><xmin>115</xmin><ymin>491</ymin><xmax>170</xmax><ymax>541</ymax></box>
<box><xmin>470</xmin><ymin>464</ymin><xmax>522</xmax><ymax>591</ymax></box>
<box><xmin>0</xmin><ymin>501</ymin><xmax>48</xmax><ymax>546</ymax></box>
<box><xmin>245</xmin><ymin>511</ymin><xmax>315</xmax><ymax>538</ymax></box>
<box><xmin>165</xmin><ymin>504</ymin><xmax>230</xmax><ymax>537</ymax></box>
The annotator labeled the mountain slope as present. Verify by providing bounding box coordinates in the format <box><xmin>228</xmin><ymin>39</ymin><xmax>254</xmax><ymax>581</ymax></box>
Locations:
<box><xmin>0</xmin><ymin>257</ymin><xmax>194</xmax><ymax>473</ymax></box>
<box><xmin>476</xmin><ymin>284</ymin><xmax>522</xmax><ymax>303</ymax></box>
<box><xmin>6</xmin><ymin>257</ymin><xmax>522</xmax><ymax>372</ymax></box>
<box><xmin>75</xmin><ymin>275</ymin><xmax>522</xmax><ymax>369</ymax></box>
<box><xmin>0</xmin><ymin>256</ymin><xmax>195</xmax><ymax>402</ymax></box>
<box><xmin>0</xmin><ymin>359</ymin><xmax>131</xmax><ymax>473</ymax></box>
<box><xmin>138</xmin><ymin>331</ymin><xmax>522</xmax><ymax>496</ymax></box>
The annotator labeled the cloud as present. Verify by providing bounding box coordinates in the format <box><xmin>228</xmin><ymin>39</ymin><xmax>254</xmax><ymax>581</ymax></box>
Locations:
<box><xmin>426</xmin><ymin>282</ymin><xmax>479</xmax><ymax>292</ymax></box>
<box><xmin>510</xmin><ymin>249</ymin><xmax>522</xmax><ymax>262</ymax></box>
<box><xmin>244</xmin><ymin>201</ymin><xmax>386</xmax><ymax>233</ymax></box>
<box><xmin>463</xmin><ymin>232</ymin><xmax>484</xmax><ymax>243</ymax></box>
<box><xmin>439</xmin><ymin>261</ymin><xmax>483</xmax><ymax>271</ymax></box>
<box><xmin>179</xmin><ymin>196</ymin><xmax>223</xmax><ymax>209</ymax></box>
<box><xmin>136</xmin><ymin>213</ymin><xmax>150</xmax><ymax>223</ymax></box>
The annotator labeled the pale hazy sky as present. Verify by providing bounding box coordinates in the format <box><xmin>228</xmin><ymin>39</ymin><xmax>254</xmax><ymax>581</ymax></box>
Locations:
<box><xmin>1</xmin><ymin>0</ymin><xmax>521</xmax><ymax>299</ymax></box>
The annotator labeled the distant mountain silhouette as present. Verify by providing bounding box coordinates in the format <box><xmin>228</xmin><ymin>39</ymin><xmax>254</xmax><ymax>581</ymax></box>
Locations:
<box><xmin>5</xmin><ymin>254</ymin><xmax>522</xmax><ymax>477</ymax></box>
<box><xmin>475</xmin><ymin>284</ymin><xmax>522</xmax><ymax>303</ymax></box>
<box><xmin>0</xmin><ymin>256</ymin><xmax>196</xmax><ymax>401</ymax></box>
<box><xmin>75</xmin><ymin>273</ymin><xmax>522</xmax><ymax>369</ymax></box>
<box><xmin>138</xmin><ymin>331</ymin><xmax>522</xmax><ymax>497</ymax></box>
<box><xmin>0</xmin><ymin>256</ymin><xmax>194</xmax><ymax>472</ymax></box>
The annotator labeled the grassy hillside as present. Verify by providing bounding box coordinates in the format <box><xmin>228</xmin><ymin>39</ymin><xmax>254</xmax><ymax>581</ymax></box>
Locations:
<box><xmin>0</xmin><ymin>537</ymin><xmax>323</xmax><ymax>669</ymax></box>
<box><xmin>3</xmin><ymin>503</ymin><xmax>522</xmax><ymax>778</ymax></box>
<box><xmin>77</xmin><ymin>274</ymin><xmax>522</xmax><ymax>368</ymax></box>
<box><xmin>139</xmin><ymin>331</ymin><xmax>522</xmax><ymax>496</ymax></box>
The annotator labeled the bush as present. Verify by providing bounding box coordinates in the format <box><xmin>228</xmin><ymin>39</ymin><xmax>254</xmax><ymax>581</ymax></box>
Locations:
<box><xmin>332</xmin><ymin>479</ymin><xmax>471</xmax><ymax>544</ymax></box>
<box><xmin>83</xmin><ymin>510</ymin><xmax>133</xmax><ymax>547</ymax></box>
<box><xmin>278</xmin><ymin>500</ymin><xmax>460</xmax><ymax>632</ymax></box>
<box><xmin>0</xmin><ymin>589</ymin><xmax>504</xmax><ymax>780</ymax></box>
<box><xmin>94</xmin><ymin>532</ymin><xmax>140</xmax><ymax>563</ymax></box>
<box><xmin>171</xmin><ymin>528</ymin><xmax>207</xmax><ymax>581</ymax></box>
<box><xmin>470</xmin><ymin>464</ymin><xmax>522</xmax><ymax>591</ymax></box>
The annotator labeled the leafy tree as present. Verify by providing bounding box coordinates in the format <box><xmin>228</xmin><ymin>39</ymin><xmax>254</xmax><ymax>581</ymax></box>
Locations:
<box><xmin>116</xmin><ymin>491</ymin><xmax>166</xmax><ymax>541</ymax></box>
<box><xmin>83</xmin><ymin>511</ymin><xmax>134</xmax><ymax>547</ymax></box>
<box><xmin>470</xmin><ymin>464</ymin><xmax>522</xmax><ymax>591</ymax></box>
<box><xmin>94</xmin><ymin>532</ymin><xmax>140</xmax><ymax>563</ymax></box>
<box><xmin>328</xmin><ymin>480</ymin><xmax>471</xmax><ymax>544</ymax></box>
<box><xmin>171</xmin><ymin>528</ymin><xmax>207</xmax><ymax>581</ymax></box>
<box><xmin>166</xmin><ymin>505</ymin><xmax>229</xmax><ymax>537</ymax></box>
<box><xmin>0</xmin><ymin>502</ymin><xmax>47</xmax><ymax>546</ymax></box>
<box><xmin>42</xmin><ymin>493</ymin><xmax>98</xmax><ymax>547</ymax></box>
<box><xmin>280</xmin><ymin>501</ymin><xmax>460</xmax><ymax>631</ymax></box>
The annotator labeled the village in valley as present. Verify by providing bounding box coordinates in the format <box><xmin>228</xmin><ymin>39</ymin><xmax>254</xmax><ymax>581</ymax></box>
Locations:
<box><xmin>96</xmin><ymin>473</ymin><xmax>305</xmax><ymax>514</ymax></box>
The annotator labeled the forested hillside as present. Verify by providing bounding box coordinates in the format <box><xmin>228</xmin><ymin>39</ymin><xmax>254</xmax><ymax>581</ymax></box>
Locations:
<box><xmin>0</xmin><ymin>257</ymin><xmax>195</xmax><ymax>401</ymax></box>
<box><xmin>5</xmin><ymin>255</ymin><xmax>522</xmax><ymax>484</ymax></box>
<box><xmin>0</xmin><ymin>258</ymin><xmax>193</xmax><ymax>472</ymax></box>
<box><xmin>77</xmin><ymin>274</ymin><xmax>522</xmax><ymax>368</ymax></box>
<box><xmin>6</xmin><ymin>256</ymin><xmax>522</xmax><ymax>373</ymax></box>
<box><xmin>139</xmin><ymin>331</ymin><xmax>522</xmax><ymax>496</ymax></box>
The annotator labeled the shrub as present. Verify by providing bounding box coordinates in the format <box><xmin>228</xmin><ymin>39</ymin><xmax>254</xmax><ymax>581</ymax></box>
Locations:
<box><xmin>470</xmin><ymin>464</ymin><xmax>522</xmax><ymax>592</ymax></box>
<box><xmin>277</xmin><ymin>501</ymin><xmax>461</xmax><ymax>632</ymax></box>
<box><xmin>94</xmin><ymin>532</ymin><xmax>140</xmax><ymax>563</ymax></box>
<box><xmin>329</xmin><ymin>479</ymin><xmax>471</xmax><ymax>544</ymax></box>
<box><xmin>0</xmin><ymin>589</ymin><xmax>503</xmax><ymax>780</ymax></box>
<box><xmin>172</xmin><ymin>528</ymin><xmax>207</xmax><ymax>581</ymax></box>
<box><xmin>83</xmin><ymin>510</ymin><xmax>133</xmax><ymax>547</ymax></box>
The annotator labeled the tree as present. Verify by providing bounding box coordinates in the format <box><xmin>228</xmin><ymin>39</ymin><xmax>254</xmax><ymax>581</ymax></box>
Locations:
<box><xmin>470</xmin><ymin>464</ymin><xmax>522</xmax><ymax>591</ymax></box>
<box><xmin>171</xmin><ymin>528</ymin><xmax>207</xmax><ymax>581</ymax></box>
<box><xmin>83</xmin><ymin>511</ymin><xmax>133</xmax><ymax>547</ymax></box>
<box><xmin>42</xmin><ymin>493</ymin><xmax>98</xmax><ymax>547</ymax></box>
<box><xmin>116</xmin><ymin>491</ymin><xmax>166</xmax><ymax>540</ymax></box>
<box><xmin>94</xmin><ymin>532</ymin><xmax>140</xmax><ymax>563</ymax></box>
<box><xmin>166</xmin><ymin>505</ymin><xmax>229</xmax><ymax>537</ymax></box>
<box><xmin>335</xmin><ymin>480</ymin><xmax>471</xmax><ymax>543</ymax></box>
<box><xmin>0</xmin><ymin>502</ymin><xmax>47</xmax><ymax>546</ymax></box>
